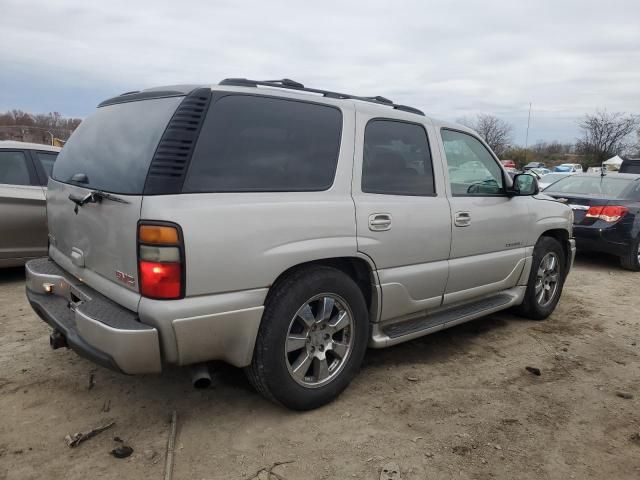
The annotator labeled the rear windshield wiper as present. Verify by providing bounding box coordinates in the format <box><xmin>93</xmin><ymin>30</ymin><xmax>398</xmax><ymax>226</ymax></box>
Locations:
<box><xmin>69</xmin><ymin>190</ymin><xmax>130</xmax><ymax>213</ymax></box>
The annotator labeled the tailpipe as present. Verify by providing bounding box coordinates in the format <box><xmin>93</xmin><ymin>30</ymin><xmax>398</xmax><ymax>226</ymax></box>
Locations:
<box><xmin>50</xmin><ymin>330</ymin><xmax>67</xmax><ymax>350</ymax></box>
<box><xmin>190</xmin><ymin>364</ymin><xmax>212</xmax><ymax>389</ymax></box>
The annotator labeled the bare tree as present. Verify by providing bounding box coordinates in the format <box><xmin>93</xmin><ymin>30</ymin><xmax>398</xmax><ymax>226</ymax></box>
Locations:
<box><xmin>576</xmin><ymin>111</ymin><xmax>638</xmax><ymax>166</ymax></box>
<box><xmin>458</xmin><ymin>114</ymin><xmax>514</xmax><ymax>156</ymax></box>
<box><xmin>0</xmin><ymin>109</ymin><xmax>81</xmax><ymax>144</ymax></box>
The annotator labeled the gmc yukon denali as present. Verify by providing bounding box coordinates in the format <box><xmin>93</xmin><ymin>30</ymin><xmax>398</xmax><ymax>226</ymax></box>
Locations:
<box><xmin>26</xmin><ymin>78</ymin><xmax>575</xmax><ymax>410</ymax></box>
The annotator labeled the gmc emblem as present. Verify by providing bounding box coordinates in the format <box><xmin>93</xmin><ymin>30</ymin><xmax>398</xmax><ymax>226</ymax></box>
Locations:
<box><xmin>115</xmin><ymin>271</ymin><xmax>136</xmax><ymax>287</ymax></box>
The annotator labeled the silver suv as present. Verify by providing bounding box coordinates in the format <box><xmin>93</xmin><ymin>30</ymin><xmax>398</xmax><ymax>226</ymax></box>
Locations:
<box><xmin>26</xmin><ymin>79</ymin><xmax>575</xmax><ymax>410</ymax></box>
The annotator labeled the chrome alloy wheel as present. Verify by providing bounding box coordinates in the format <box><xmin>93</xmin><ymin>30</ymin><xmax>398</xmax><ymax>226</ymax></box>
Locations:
<box><xmin>535</xmin><ymin>252</ymin><xmax>560</xmax><ymax>307</ymax></box>
<box><xmin>285</xmin><ymin>294</ymin><xmax>354</xmax><ymax>388</ymax></box>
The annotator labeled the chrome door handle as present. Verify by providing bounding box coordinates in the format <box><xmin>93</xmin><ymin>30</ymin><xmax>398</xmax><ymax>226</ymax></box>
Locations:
<box><xmin>369</xmin><ymin>213</ymin><xmax>392</xmax><ymax>231</ymax></box>
<box><xmin>454</xmin><ymin>211</ymin><xmax>471</xmax><ymax>227</ymax></box>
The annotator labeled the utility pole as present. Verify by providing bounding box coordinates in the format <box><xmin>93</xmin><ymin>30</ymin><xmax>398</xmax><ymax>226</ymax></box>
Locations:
<box><xmin>524</xmin><ymin>102</ymin><xmax>532</xmax><ymax>164</ymax></box>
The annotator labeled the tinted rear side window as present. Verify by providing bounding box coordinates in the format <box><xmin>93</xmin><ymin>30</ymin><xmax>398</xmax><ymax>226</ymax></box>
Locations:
<box><xmin>362</xmin><ymin>120</ymin><xmax>435</xmax><ymax>196</ymax></box>
<box><xmin>52</xmin><ymin>96</ymin><xmax>182</xmax><ymax>194</ymax></box>
<box><xmin>183</xmin><ymin>95</ymin><xmax>342</xmax><ymax>192</ymax></box>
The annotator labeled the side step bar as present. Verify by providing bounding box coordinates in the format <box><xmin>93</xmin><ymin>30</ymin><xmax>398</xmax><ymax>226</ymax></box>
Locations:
<box><xmin>369</xmin><ymin>287</ymin><xmax>526</xmax><ymax>348</ymax></box>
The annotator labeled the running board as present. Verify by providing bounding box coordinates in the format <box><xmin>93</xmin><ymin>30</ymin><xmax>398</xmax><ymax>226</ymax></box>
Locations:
<box><xmin>369</xmin><ymin>287</ymin><xmax>526</xmax><ymax>348</ymax></box>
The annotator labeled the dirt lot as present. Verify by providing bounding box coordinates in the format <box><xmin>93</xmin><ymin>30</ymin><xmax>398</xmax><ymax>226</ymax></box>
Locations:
<box><xmin>0</xmin><ymin>255</ymin><xmax>639</xmax><ymax>480</ymax></box>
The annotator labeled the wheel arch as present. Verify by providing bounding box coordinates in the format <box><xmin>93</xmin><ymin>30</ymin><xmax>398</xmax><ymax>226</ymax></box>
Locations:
<box><xmin>265</xmin><ymin>256</ymin><xmax>380</xmax><ymax>323</ymax></box>
<box><xmin>539</xmin><ymin>228</ymin><xmax>571</xmax><ymax>273</ymax></box>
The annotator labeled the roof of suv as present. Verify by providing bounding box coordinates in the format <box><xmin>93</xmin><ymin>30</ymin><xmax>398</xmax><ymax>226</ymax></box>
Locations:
<box><xmin>97</xmin><ymin>78</ymin><xmax>476</xmax><ymax>136</ymax></box>
<box><xmin>0</xmin><ymin>140</ymin><xmax>61</xmax><ymax>152</ymax></box>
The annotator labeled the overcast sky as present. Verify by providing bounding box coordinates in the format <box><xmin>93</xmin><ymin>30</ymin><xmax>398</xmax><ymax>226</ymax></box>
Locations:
<box><xmin>2</xmin><ymin>0</ymin><xmax>639</xmax><ymax>145</ymax></box>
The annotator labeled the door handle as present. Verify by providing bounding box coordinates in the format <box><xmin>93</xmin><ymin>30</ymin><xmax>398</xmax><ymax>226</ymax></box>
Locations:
<box><xmin>369</xmin><ymin>213</ymin><xmax>392</xmax><ymax>231</ymax></box>
<box><xmin>454</xmin><ymin>211</ymin><xmax>471</xmax><ymax>227</ymax></box>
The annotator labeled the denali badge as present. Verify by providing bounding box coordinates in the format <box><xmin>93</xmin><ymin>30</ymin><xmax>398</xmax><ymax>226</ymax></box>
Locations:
<box><xmin>115</xmin><ymin>271</ymin><xmax>136</xmax><ymax>287</ymax></box>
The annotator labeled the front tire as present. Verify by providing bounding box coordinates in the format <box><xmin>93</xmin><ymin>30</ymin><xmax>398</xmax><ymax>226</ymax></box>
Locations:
<box><xmin>620</xmin><ymin>236</ymin><xmax>640</xmax><ymax>271</ymax></box>
<box><xmin>245</xmin><ymin>266</ymin><xmax>369</xmax><ymax>410</ymax></box>
<box><xmin>516</xmin><ymin>236</ymin><xmax>566</xmax><ymax>320</ymax></box>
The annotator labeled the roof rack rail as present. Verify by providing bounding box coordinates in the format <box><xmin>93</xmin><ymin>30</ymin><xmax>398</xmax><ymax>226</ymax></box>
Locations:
<box><xmin>219</xmin><ymin>78</ymin><xmax>425</xmax><ymax>116</ymax></box>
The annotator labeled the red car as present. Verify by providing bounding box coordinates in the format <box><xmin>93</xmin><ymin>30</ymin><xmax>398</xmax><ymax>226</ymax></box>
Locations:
<box><xmin>500</xmin><ymin>159</ymin><xmax>516</xmax><ymax>169</ymax></box>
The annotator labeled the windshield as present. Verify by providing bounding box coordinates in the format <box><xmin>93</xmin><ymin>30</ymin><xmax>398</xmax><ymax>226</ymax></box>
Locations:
<box><xmin>545</xmin><ymin>175</ymin><xmax>634</xmax><ymax>198</ymax></box>
<box><xmin>52</xmin><ymin>96</ymin><xmax>182</xmax><ymax>194</ymax></box>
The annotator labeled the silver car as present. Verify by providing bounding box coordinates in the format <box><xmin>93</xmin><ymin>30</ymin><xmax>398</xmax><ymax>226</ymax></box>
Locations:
<box><xmin>0</xmin><ymin>141</ymin><xmax>60</xmax><ymax>267</ymax></box>
<box><xmin>25</xmin><ymin>79</ymin><xmax>575</xmax><ymax>410</ymax></box>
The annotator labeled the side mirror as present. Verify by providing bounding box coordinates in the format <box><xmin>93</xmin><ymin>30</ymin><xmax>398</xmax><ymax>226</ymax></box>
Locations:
<box><xmin>510</xmin><ymin>173</ymin><xmax>539</xmax><ymax>196</ymax></box>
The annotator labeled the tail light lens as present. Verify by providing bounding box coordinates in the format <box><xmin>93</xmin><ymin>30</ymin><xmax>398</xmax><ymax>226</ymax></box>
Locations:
<box><xmin>138</xmin><ymin>223</ymin><xmax>184</xmax><ymax>299</ymax></box>
<box><xmin>585</xmin><ymin>205</ymin><xmax>629</xmax><ymax>223</ymax></box>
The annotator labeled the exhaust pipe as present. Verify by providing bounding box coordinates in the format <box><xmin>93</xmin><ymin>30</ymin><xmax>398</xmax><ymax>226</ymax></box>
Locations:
<box><xmin>50</xmin><ymin>330</ymin><xmax>67</xmax><ymax>350</ymax></box>
<box><xmin>190</xmin><ymin>364</ymin><xmax>212</xmax><ymax>389</ymax></box>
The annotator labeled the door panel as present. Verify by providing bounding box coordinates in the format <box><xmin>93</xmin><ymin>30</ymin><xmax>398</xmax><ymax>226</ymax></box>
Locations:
<box><xmin>352</xmin><ymin>112</ymin><xmax>452</xmax><ymax>321</ymax></box>
<box><xmin>0</xmin><ymin>184</ymin><xmax>47</xmax><ymax>260</ymax></box>
<box><xmin>438</xmin><ymin>129</ymin><xmax>530</xmax><ymax>304</ymax></box>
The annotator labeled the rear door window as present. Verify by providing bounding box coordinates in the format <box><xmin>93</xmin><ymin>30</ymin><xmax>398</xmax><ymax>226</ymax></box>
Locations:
<box><xmin>35</xmin><ymin>151</ymin><xmax>58</xmax><ymax>179</ymax></box>
<box><xmin>52</xmin><ymin>96</ymin><xmax>182</xmax><ymax>194</ymax></box>
<box><xmin>0</xmin><ymin>151</ymin><xmax>32</xmax><ymax>186</ymax></box>
<box><xmin>362</xmin><ymin>119</ymin><xmax>435</xmax><ymax>196</ymax></box>
<box><xmin>183</xmin><ymin>95</ymin><xmax>342</xmax><ymax>192</ymax></box>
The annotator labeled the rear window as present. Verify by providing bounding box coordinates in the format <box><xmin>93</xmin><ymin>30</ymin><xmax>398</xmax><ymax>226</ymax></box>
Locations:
<box><xmin>545</xmin><ymin>175</ymin><xmax>635</xmax><ymax>198</ymax></box>
<box><xmin>183</xmin><ymin>95</ymin><xmax>342</xmax><ymax>192</ymax></box>
<box><xmin>540</xmin><ymin>173</ymin><xmax>568</xmax><ymax>183</ymax></box>
<box><xmin>52</xmin><ymin>96</ymin><xmax>182</xmax><ymax>194</ymax></box>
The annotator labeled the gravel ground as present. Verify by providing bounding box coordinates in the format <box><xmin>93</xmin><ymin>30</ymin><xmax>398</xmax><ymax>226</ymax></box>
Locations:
<box><xmin>0</xmin><ymin>254</ymin><xmax>639</xmax><ymax>479</ymax></box>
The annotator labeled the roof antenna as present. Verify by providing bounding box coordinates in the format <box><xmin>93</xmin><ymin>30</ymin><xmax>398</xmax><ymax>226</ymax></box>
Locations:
<box><xmin>601</xmin><ymin>162</ymin><xmax>607</xmax><ymax>177</ymax></box>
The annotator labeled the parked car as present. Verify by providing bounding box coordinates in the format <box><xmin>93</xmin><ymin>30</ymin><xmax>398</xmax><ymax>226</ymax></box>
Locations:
<box><xmin>523</xmin><ymin>162</ymin><xmax>545</xmax><ymax>171</ymax></box>
<box><xmin>619</xmin><ymin>158</ymin><xmax>640</xmax><ymax>174</ymax></box>
<box><xmin>529</xmin><ymin>167</ymin><xmax>551</xmax><ymax>178</ymax></box>
<box><xmin>25</xmin><ymin>79</ymin><xmax>575</xmax><ymax>410</ymax></box>
<box><xmin>544</xmin><ymin>173</ymin><xmax>640</xmax><ymax>271</ymax></box>
<box><xmin>554</xmin><ymin>163</ymin><xmax>582</xmax><ymax>173</ymax></box>
<box><xmin>0</xmin><ymin>141</ymin><xmax>60</xmax><ymax>267</ymax></box>
<box><xmin>500</xmin><ymin>159</ymin><xmax>516</xmax><ymax>169</ymax></box>
<box><xmin>538</xmin><ymin>172</ymin><xmax>574</xmax><ymax>190</ymax></box>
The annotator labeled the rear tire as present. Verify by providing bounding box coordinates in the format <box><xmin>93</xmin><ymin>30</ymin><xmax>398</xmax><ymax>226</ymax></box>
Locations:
<box><xmin>245</xmin><ymin>266</ymin><xmax>369</xmax><ymax>410</ymax></box>
<box><xmin>515</xmin><ymin>236</ymin><xmax>566</xmax><ymax>320</ymax></box>
<box><xmin>620</xmin><ymin>236</ymin><xmax>640</xmax><ymax>271</ymax></box>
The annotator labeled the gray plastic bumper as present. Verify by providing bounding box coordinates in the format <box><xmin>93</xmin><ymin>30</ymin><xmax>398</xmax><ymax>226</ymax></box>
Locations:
<box><xmin>25</xmin><ymin>258</ymin><xmax>162</xmax><ymax>374</ymax></box>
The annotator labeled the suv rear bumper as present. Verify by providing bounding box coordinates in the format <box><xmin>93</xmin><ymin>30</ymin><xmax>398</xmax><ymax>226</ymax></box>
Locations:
<box><xmin>25</xmin><ymin>258</ymin><xmax>162</xmax><ymax>374</ymax></box>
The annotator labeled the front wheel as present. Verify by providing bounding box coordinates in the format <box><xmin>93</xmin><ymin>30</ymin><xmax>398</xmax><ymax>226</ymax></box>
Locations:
<box><xmin>245</xmin><ymin>266</ymin><xmax>369</xmax><ymax>410</ymax></box>
<box><xmin>516</xmin><ymin>236</ymin><xmax>566</xmax><ymax>320</ymax></box>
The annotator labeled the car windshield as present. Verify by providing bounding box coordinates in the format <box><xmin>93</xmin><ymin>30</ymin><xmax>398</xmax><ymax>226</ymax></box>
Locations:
<box><xmin>544</xmin><ymin>175</ymin><xmax>634</xmax><ymax>198</ymax></box>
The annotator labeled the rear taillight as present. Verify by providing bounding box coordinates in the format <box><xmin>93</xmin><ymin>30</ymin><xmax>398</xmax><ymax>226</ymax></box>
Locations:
<box><xmin>585</xmin><ymin>205</ymin><xmax>629</xmax><ymax>223</ymax></box>
<box><xmin>138</xmin><ymin>223</ymin><xmax>184</xmax><ymax>299</ymax></box>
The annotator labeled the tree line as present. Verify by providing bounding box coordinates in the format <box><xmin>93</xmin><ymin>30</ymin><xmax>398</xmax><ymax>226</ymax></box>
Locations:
<box><xmin>460</xmin><ymin>111</ymin><xmax>639</xmax><ymax>168</ymax></box>
<box><xmin>0</xmin><ymin>110</ymin><xmax>82</xmax><ymax>145</ymax></box>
